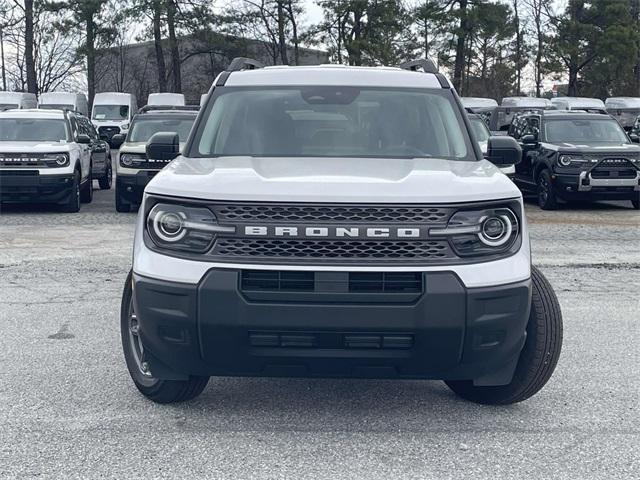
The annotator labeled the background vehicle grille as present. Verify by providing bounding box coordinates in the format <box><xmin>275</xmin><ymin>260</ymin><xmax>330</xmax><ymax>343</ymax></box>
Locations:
<box><xmin>212</xmin><ymin>204</ymin><xmax>451</xmax><ymax>223</ymax></box>
<box><xmin>213</xmin><ymin>238</ymin><xmax>453</xmax><ymax>263</ymax></box>
<box><xmin>591</xmin><ymin>158</ymin><xmax>638</xmax><ymax>179</ymax></box>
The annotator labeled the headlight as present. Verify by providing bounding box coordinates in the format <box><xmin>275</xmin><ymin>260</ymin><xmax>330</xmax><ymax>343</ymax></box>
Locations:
<box><xmin>147</xmin><ymin>203</ymin><xmax>235</xmax><ymax>253</ymax></box>
<box><xmin>557</xmin><ymin>155</ymin><xmax>596</xmax><ymax>167</ymax></box>
<box><xmin>120</xmin><ymin>153</ymin><xmax>146</xmax><ymax>167</ymax></box>
<box><xmin>121</xmin><ymin>123</ymin><xmax>129</xmax><ymax>130</ymax></box>
<box><xmin>430</xmin><ymin>207</ymin><xmax>520</xmax><ymax>257</ymax></box>
<box><xmin>558</xmin><ymin>155</ymin><xmax>574</xmax><ymax>167</ymax></box>
<box><xmin>43</xmin><ymin>153</ymin><xmax>69</xmax><ymax>167</ymax></box>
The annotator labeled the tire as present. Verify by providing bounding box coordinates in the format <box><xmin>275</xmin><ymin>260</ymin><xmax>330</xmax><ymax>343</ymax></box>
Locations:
<box><xmin>80</xmin><ymin>170</ymin><xmax>93</xmax><ymax>203</ymax></box>
<box><xmin>537</xmin><ymin>169</ymin><xmax>558</xmax><ymax>210</ymax></box>
<box><xmin>632</xmin><ymin>192</ymin><xmax>640</xmax><ymax>210</ymax></box>
<box><xmin>120</xmin><ymin>271</ymin><xmax>209</xmax><ymax>403</ymax></box>
<box><xmin>60</xmin><ymin>170</ymin><xmax>81</xmax><ymax>213</ymax></box>
<box><xmin>445</xmin><ymin>266</ymin><xmax>563</xmax><ymax>405</ymax></box>
<box><xmin>98</xmin><ymin>159</ymin><xmax>112</xmax><ymax>190</ymax></box>
<box><xmin>115</xmin><ymin>182</ymin><xmax>131</xmax><ymax>213</ymax></box>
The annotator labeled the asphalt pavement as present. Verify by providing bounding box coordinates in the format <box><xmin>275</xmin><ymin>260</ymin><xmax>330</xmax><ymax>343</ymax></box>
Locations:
<box><xmin>0</xmin><ymin>182</ymin><xmax>639</xmax><ymax>479</ymax></box>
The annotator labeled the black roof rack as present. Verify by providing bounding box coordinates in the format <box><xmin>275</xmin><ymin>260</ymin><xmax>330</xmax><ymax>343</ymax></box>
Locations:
<box><xmin>138</xmin><ymin>105</ymin><xmax>199</xmax><ymax>114</ymax></box>
<box><xmin>227</xmin><ymin>57</ymin><xmax>264</xmax><ymax>72</ymax></box>
<box><xmin>398</xmin><ymin>59</ymin><xmax>438</xmax><ymax>74</ymax></box>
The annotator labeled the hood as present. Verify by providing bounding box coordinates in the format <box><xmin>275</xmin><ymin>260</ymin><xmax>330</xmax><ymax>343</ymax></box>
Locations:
<box><xmin>146</xmin><ymin>156</ymin><xmax>521</xmax><ymax>204</ymax></box>
<box><xmin>0</xmin><ymin>141</ymin><xmax>74</xmax><ymax>153</ymax></box>
<box><xmin>551</xmin><ymin>142</ymin><xmax>640</xmax><ymax>154</ymax></box>
<box><xmin>120</xmin><ymin>142</ymin><xmax>187</xmax><ymax>154</ymax></box>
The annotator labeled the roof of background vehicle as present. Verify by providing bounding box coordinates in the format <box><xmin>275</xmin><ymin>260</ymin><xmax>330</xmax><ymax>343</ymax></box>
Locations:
<box><xmin>461</xmin><ymin>97</ymin><xmax>498</xmax><ymax>108</ymax></box>
<box><xmin>551</xmin><ymin>97</ymin><xmax>605</xmax><ymax>109</ymax></box>
<box><xmin>521</xmin><ymin>110</ymin><xmax>613</xmax><ymax>120</ymax></box>
<box><xmin>605</xmin><ymin>97</ymin><xmax>640</xmax><ymax>108</ymax></box>
<box><xmin>224</xmin><ymin>65</ymin><xmax>447</xmax><ymax>88</ymax></box>
<box><xmin>39</xmin><ymin>92</ymin><xmax>87</xmax><ymax>102</ymax></box>
<box><xmin>0</xmin><ymin>108</ymin><xmax>66</xmax><ymax>119</ymax></box>
<box><xmin>501</xmin><ymin>96</ymin><xmax>553</xmax><ymax>107</ymax></box>
<box><xmin>0</xmin><ymin>92</ymin><xmax>37</xmax><ymax>100</ymax></box>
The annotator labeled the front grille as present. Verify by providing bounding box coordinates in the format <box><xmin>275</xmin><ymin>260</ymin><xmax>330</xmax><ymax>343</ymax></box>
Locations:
<box><xmin>98</xmin><ymin>126</ymin><xmax>120</xmax><ymax>137</ymax></box>
<box><xmin>240</xmin><ymin>270</ymin><xmax>423</xmax><ymax>293</ymax></box>
<box><xmin>212</xmin><ymin>204</ymin><xmax>451</xmax><ymax>223</ymax></box>
<box><xmin>591</xmin><ymin>158</ymin><xmax>638</xmax><ymax>179</ymax></box>
<box><xmin>214</xmin><ymin>238</ymin><xmax>452</xmax><ymax>263</ymax></box>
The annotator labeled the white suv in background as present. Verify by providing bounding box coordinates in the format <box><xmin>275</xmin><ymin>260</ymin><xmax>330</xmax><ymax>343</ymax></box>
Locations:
<box><xmin>0</xmin><ymin>109</ymin><xmax>102</xmax><ymax>212</ymax></box>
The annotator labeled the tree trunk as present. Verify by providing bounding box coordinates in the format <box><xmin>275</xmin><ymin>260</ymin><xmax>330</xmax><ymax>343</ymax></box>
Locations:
<box><xmin>153</xmin><ymin>0</ymin><xmax>167</xmax><ymax>92</ymax></box>
<box><xmin>24</xmin><ymin>0</ymin><xmax>37</xmax><ymax>94</ymax></box>
<box><xmin>568</xmin><ymin>65</ymin><xmax>579</xmax><ymax>96</ymax></box>
<box><xmin>1</xmin><ymin>27</ymin><xmax>6</xmax><ymax>91</ymax></box>
<box><xmin>165</xmin><ymin>0</ymin><xmax>181</xmax><ymax>92</ymax></box>
<box><xmin>277</xmin><ymin>1</ymin><xmax>288</xmax><ymax>65</ymax></box>
<box><xmin>452</xmin><ymin>0</ymin><xmax>468</xmax><ymax>93</ymax></box>
<box><xmin>513</xmin><ymin>0</ymin><xmax>521</xmax><ymax>94</ymax></box>
<box><xmin>285</xmin><ymin>0</ymin><xmax>299</xmax><ymax>65</ymax></box>
<box><xmin>86</xmin><ymin>16</ymin><xmax>96</xmax><ymax>108</ymax></box>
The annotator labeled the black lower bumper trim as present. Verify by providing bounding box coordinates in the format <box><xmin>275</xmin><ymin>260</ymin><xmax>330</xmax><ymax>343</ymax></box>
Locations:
<box><xmin>116</xmin><ymin>171</ymin><xmax>159</xmax><ymax>203</ymax></box>
<box><xmin>132</xmin><ymin>269</ymin><xmax>532</xmax><ymax>383</ymax></box>
<box><xmin>0</xmin><ymin>172</ymin><xmax>75</xmax><ymax>203</ymax></box>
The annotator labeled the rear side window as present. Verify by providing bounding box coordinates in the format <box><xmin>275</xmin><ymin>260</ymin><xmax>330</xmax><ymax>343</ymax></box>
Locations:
<box><xmin>192</xmin><ymin>87</ymin><xmax>474</xmax><ymax>160</ymax></box>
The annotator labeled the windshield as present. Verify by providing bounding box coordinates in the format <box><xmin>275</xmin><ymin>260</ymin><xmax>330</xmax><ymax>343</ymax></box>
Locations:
<box><xmin>0</xmin><ymin>103</ymin><xmax>19</xmax><ymax>111</ymax></box>
<box><xmin>93</xmin><ymin>104</ymin><xmax>129</xmax><ymax>120</ymax></box>
<box><xmin>39</xmin><ymin>104</ymin><xmax>74</xmax><ymax>112</ymax></box>
<box><xmin>469</xmin><ymin>117</ymin><xmax>490</xmax><ymax>143</ymax></box>
<box><xmin>607</xmin><ymin>109</ymin><xmax>640</xmax><ymax>128</ymax></box>
<box><xmin>0</xmin><ymin>118</ymin><xmax>70</xmax><ymax>142</ymax></box>
<box><xmin>194</xmin><ymin>87</ymin><xmax>472</xmax><ymax>159</ymax></box>
<box><xmin>128</xmin><ymin>117</ymin><xmax>195</xmax><ymax>143</ymax></box>
<box><xmin>544</xmin><ymin>118</ymin><xmax>630</xmax><ymax>144</ymax></box>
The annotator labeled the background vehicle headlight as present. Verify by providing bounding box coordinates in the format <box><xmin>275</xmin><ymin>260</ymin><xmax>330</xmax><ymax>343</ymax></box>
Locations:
<box><xmin>120</xmin><ymin>153</ymin><xmax>145</xmax><ymax>167</ymax></box>
<box><xmin>558</xmin><ymin>155</ymin><xmax>573</xmax><ymax>167</ymax></box>
<box><xmin>146</xmin><ymin>203</ymin><xmax>235</xmax><ymax>253</ymax></box>
<box><xmin>430</xmin><ymin>207</ymin><xmax>520</xmax><ymax>257</ymax></box>
<box><xmin>121</xmin><ymin>123</ymin><xmax>129</xmax><ymax>130</ymax></box>
<box><xmin>42</xmin><ymin>153</ymin><xmax>69</xmax><ymax>167</ymax></box>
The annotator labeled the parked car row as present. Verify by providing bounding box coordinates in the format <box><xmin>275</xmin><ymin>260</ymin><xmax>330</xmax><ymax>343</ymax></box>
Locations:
<box><xmin>463</xmin><ymin>95</ymin><xmax>640</xmax><ymax>210</ymax></box>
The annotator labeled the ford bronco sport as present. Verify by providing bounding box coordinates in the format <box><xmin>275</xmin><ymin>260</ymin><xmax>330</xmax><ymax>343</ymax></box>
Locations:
<box><xmin>121</xmin><ymin>58</ymin><xmax>563</xmax><ymax>405</ymax></box>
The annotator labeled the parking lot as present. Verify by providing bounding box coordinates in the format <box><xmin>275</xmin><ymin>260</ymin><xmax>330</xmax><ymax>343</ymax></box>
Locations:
<box><xmin>0</xmin><ymin>179</ymin><xmax>639</xmax><ymax>479</ymax></box>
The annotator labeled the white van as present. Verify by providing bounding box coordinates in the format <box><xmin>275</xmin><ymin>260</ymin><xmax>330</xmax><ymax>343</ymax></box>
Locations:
<box><xmin>147</xmin><ymin>93</ymin><xmax>185</xmax><ymax>106</ymax></box>
<box><xmin>92</xmin><ymin>92</ymin><xmax>137</xmax><ymax>146</ymax></box>
<box><xmin>461</xmin><ymin>97</ymin><xmax>498</xmax><ymax>109</ymax></box>
<box><xmin>38</xmin><ymin>92</ymin><xmax>89</xmax><ymax>116</ymax></box>
<box><xmin>501</xmin><ymin>96</ymin><xmax>553</xmax><ymax>108</ymax></box>
<box><xmin>0</xmin><ymin>92</ymin><xmax>37</xmax><ymax>110</ymax></box>
<box><xmin>551</xmin><ymin>97</ymin><xmax>605</xmax><ymax>112</ymax></box>
<box><xmin>605</xmin><ymin>97</ymin><xmax>640</xmax><ymax>131</ymax></box>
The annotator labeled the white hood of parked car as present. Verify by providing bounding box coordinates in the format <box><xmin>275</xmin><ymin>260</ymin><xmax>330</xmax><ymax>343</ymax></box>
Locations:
<box><xmin>145</xmin><ymin>156</ymin><xmax>521</xmax><ymax>203</ymax></box>
<box><xmin>0</xmin><ymin>141</ymin><xmax>74</xmax><ymax>153</ymax></box>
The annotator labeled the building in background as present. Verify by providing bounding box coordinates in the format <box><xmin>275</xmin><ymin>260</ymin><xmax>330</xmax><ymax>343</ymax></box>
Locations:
<box><xmin>95</xmin><ymin>32</ymin><xmax>329</xmax><ymax>106</ymax></box>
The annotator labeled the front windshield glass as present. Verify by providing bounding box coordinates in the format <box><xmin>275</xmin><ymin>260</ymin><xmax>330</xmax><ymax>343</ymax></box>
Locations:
<box><xmin>93</xmin><ymin>105</ymin><xmax>129</xmax><ymax>120</ymax></box>
<box><xmin>469</xmin><ymin>117</ymin><xmax>490</xmax><ymax>142</ymax></box>
<box><xmin>0</xmin><ymin>118</ymin><xmax>70</xmax><ymax>142</ymax></box>
<box><xmin>0</xmin><ymin>103</ymin><xmax>19</xmax><ymax>111</ymax></box>
<box><xmin>128</xmin><ymin>117</ymin><xmax>195</xmax><ymax>143</ymax></box>
<box><xmin>544</xmin><ymin>118</ymin><xmax>630</xmax><ymax>144</ymax></box>
<box><xmin>195</xmin><ymin>87</ymin><xmax>471</xmax><ymax>159</ymax></box>
<box><xmin>40</xmin><ymin>104</ymin><xmax>74</xmax><ymax>111</ymax></box>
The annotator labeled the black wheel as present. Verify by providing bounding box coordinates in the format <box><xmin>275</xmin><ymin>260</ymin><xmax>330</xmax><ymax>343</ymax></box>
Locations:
<box><xmin>80</xmin><ymin>170</ymin><xmax>93</xmax><ymax>203</ymax></box>
<box><xmin>445</xmin><ymin>266</ymin><xmax>563</xmax><ymax>405</ymax></box>
<box><xmin>632</xmin><ymin>192</ymin><xmax>640</xmax><ymax>210</ymax></box>
<box><xmin>115</xmin><ymin>182</ymin><xmax>131</xmax><ymax>213</ymax></box>
<box><xmin>120</xmin><ymin>271</ymin><xmax>209</xmax><ymax>403</ymax></box>
<box><xmin>98</xmin><ymin>159</ymin><xmax>112</xmax><ymax>190</ymax></box>
<box><xmin>537</xmin><ymin>169</ymin><xmax>558</xmax><ymax>210</ymax></box>
<box><xmin>60</xmin><ymin>170</ymin><xmax>81</xmax><ymax>213</ymax></box>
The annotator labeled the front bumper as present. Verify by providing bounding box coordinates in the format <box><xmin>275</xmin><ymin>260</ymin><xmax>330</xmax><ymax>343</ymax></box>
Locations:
<box><xmin>0</xmin><ymin>171</ymin><xmax>75</xmax><ymax>203</ymax></box>
<box><xmin>132</xmin><ymin>270</ymin><xmax>531</xmax><ymax>384</ymax></box>
<box><xmin>116</xmin><ymin>171</ymin><xmax>160</xmax><ymax>204</ymax></box>
<box><xmin>553</xmin><ymin>171</ymin><xmax>640</xmax><ymax>199</ymax></box>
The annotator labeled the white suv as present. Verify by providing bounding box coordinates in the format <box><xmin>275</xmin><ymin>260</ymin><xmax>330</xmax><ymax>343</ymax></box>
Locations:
<box><xmin>121</xmin><ymin>58</ymin><xmax>563</xmax><ymax>405</ymax></box>
<box><xmin>0</xmin><ymin>109</ymin><xmax>102</xmax><ymax>212</ymax></box>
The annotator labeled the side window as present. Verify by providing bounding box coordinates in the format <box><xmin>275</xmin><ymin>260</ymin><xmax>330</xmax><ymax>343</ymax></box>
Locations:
<box><xmin>524</xmin><ymin>117</ymin><xmax>540</xmax><ymax>137</ymax></box>
<box><xmin>82</xmin><ymin>118</ymin><xmax>97</xmax><ymax>139</ymax></box>
<box><xmin>509</xmin><ymin>116</ymin><xmax>524</xmax><ymax>140</ymax></box>
<box><xmin>69</xmin><ymin>117</ymin><xmax>81</xmax><ymax>140</ymax></box>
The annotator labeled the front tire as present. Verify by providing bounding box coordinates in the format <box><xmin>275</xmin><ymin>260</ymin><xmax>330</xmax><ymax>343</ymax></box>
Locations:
<box><xmin>120</xmin><ymin>271</ymin><xmax>209</xmax><ymax>403</ymax></box>
<box><xmin>80</xmin><ymin>170</ymin><xmax>93</xmax><ymax>203</ymax></box>
<box><xmin>445</xmin><ymin>266</ymin><xmax>563</xmax><ymax>405</ymax></box>
<box><xmin>98</xmin><ymin>159</ymin><xmax>112</xmax><ymax>190</ymax></box>
<box><xmin>115</xmin><ymin>181</ymin><xmax>131</xmax><ymax>213</ymax></box>
<box><xmin>537</xmin><ymin>169</ymin><xmax>559</xmax><ymax>210</ymax></box>
<box><xmin>60</xmin><ymin>170</ymin><xmax>81</xmax><ymax>213</ymax></box>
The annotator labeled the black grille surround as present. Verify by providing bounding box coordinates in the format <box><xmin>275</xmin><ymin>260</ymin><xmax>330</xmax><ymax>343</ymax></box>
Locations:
<box><xmin>143</xmin><ymin>197</ymin><xmax>523</xmax><ymax>266</ymax></box>
<box><xmin>589</xmin><ymin>158</ymin><xmax>639</xmax><ymax>179</ymax></box>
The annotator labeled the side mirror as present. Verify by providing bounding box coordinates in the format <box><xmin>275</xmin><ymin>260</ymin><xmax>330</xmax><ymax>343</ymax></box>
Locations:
<box><xmin>521</xmin><ymin>134</ymin><xmax>538</xmax><ymax>146</ymax></box>
<box><xmin>76</xmin><ymin>133</ymin><xmax>91</xmax><ymax>144</ymax></box>
<box><xmin>110</xmin><ymin>133</ymin><xmax>126</xmax><ymax>148</ymax></box>
<box><xmin>629</xmin><ymin>133</ymin><xmax>640</xmax><ymax>143</ymax></box>
<box><xmin>485</xmin><ymin>136</ymin><xmax>522</xmax><ymax>166</ymax></box>
<box><xmin>146</xmin><ymin>132</ymin><xmax>179</xmax><ymax>161</ymax></box>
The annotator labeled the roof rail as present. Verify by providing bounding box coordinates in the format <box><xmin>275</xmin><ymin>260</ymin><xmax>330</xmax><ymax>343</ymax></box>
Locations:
<box><xmin>398</xmin><ymin>59</ymin><xmax>438</xmax><ymax>74</ymax></box>
<box><xmin>227</xmin><ymin>57</ymin><xmax>264</xmax><ymax>72</ymax></box>
<box><xmin>138</xmin><ymin>105</ymin><xmax>199</xmax><ymax>114</ymax></box>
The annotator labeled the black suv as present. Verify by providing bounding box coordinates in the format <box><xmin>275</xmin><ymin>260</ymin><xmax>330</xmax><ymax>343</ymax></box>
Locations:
<box><xmin>508</xmin><ymin>110</ymin><xmax>640</xmax><ymax>209</ymax></box>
